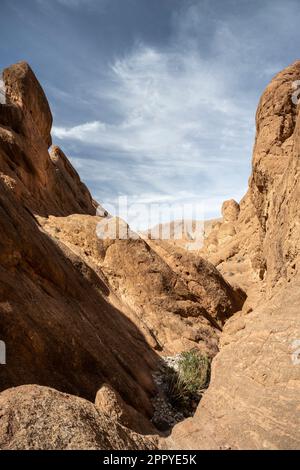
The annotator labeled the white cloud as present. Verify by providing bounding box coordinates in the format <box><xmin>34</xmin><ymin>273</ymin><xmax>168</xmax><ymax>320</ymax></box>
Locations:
<box><xmin>53</xmin><ymin>43</ymin><xmax>254</xmax><ymax>164</ymax></box>
<box><xmin>54</xmin><ymin>0</ymin><xmax>298</xmax><ymax>222</ymax></box>
<box><xmin>53</xmin><ymin>37</ymin><xmax>254</xmax><ymax>224</ymax></box>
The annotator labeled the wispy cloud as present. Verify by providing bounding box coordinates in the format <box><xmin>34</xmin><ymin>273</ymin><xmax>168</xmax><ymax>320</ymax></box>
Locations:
<box><xmin>50</xmin><ymin>0</ymin><xmax>300</xmax><ymax>222</ymax></box>
<box><xmin>53</xmin><ymin>36</ymin><xmax>254</xmax><ymax>220</ymax></box>
<box><xmin>54</xmin><ymin>44</ymin><xmax>253</xmax><ymax>157</ymax></box>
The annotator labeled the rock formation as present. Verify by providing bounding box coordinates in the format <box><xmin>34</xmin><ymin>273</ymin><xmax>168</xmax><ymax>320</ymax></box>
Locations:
<box><xmin>0</xmin><ymin>62</ymin><xmax>158</xmax><ymax>425</ymax></box>
<box><xmin>0</xmin><ymin>385</ymin><xmax>156</xmax><ymax>450</ymax></box>
<box><xmin>0</xmin><ymin>61</ymin><xmax>243</xmax><ymax>448</ymax></box>
<box><xmin>0</xmin><ymin>59</ymin><xmax>299</xmax><ymax>450</ymax></box>
<box><xmin>95</xmin><ymin>384</ymin><xmax>157</xmax><ymax>435</ymax></box>
<box><xmin>1</xmin><ymin>62</ymin><xmax>96</xmax><ymax>216</ymax></box>
<box><xmin>164</xmin><ymin>61</ymin><xmax>300</xmax><ymax>450</ymax></box>
<box><xmin>165</xmin><ymin>278</ymin><xmax>300</xmax><ymax>450</ymax></box>
<box><xmin>39</xmin><ymin>214</ymin><xmax>245</xmax><ymax>355</ymax></box>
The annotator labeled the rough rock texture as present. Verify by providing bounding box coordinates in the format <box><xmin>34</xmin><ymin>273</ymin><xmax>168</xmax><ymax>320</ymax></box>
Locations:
<box><xmin>40</xmin><ymin>214</ymin><xmax>244</xmax><ymax>355</ymax></box>
<box><xmin>0</xmin><ymin>385</ymin><xmax>157</xmax><ymax>450</ymax></box>
<box><xmin>0</xmin><ymin>61</ymin><xmax>242</xmax><ymax>446</ymax></box>
<box><xmin>0</xmin><ymin>62</ymin><xmax>243</xmax><ymax>368</ymax></box>
<box><xmin>146</xmin><ymin>239</ymin><xmax>245</xmax><ymax>324</ymax></box>
<box><xmin>2</xmin><ymin>59</ymin><xmax>299</xmax><ymax>450</ymax></box>
<box><xmin>222</xmin><ymin>199</ymin><xmax>240</xmax><ymax>223</ymax></box>
<box><xmin>165</xmin><ymin>61</ymin><xmax>300</xmax><ymax>450</ymax></box>
<box><xmin>252</xmin><ymin>62</ymin><xmax>300</xmax><ymax>293</ymax></box>
<box><xmin>164</xmin><ymin>279</ymin><xmax>300</xmax><ymax>450</ymax></box>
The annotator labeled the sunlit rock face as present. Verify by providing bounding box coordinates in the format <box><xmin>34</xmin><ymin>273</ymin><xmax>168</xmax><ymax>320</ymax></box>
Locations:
<box><xmin>164</xmin><ymin>61</ymin><xmax>300</xmax><ymax>451</ymax></box>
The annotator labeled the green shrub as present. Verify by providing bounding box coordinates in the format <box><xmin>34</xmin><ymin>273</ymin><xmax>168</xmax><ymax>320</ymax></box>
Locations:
<box><xmin>178</xmin><ymin>349</ymin><xmax>211</xmax><ymax>392</ymax></box>
<box><xmin>165</xmin><ymin>350</ymin><xmax>211</xmax><ymax>411</ymax></box>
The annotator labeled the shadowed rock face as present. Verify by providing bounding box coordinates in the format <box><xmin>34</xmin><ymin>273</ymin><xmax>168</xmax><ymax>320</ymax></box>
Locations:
<box><xmin>164</xmin><ymin>61</ymin><xmax>300</xmax><ymax>450</ymax></box>
<box><xmin>0</xmin><ymin>62</ymin><xmax>244</xmax><ymax>367</ymax></box>
<box><xmin>1</xmin><ymin>59</ymin><xmax>298</xmax><ymax>450</ymax></box>
<box><xmin>0</xmin><ymin>62</ymin><xmax>158</xmax><ymax>418</ymax></box>
<box><xmin>95</xmin><ymin>383</ymin><xmax>157</xmax><ymax>435</ymax></box>
<box><xmin>0</xmin><ymin>174</ymin><xmax>159</xmax><ymax>415</ymax></box>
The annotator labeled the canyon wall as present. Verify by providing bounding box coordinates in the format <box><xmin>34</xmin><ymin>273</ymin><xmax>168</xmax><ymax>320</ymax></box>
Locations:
<box><xmin>0</xmin><ymin>61</ymin><xmax>243</xmax><ymax>448</ymax></box>
<box><xmin>165</xmin><ymin>61</ymin><xmax>300</xmax><ymax>450</ymax></box>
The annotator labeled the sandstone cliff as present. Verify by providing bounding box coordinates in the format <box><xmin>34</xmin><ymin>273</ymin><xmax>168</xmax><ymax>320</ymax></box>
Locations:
<box><xmin>39</xmin><ymin>214</ymin><xmax>245</xmax><ymax>356</ymax></box>
<box><xmin>164</xmin><ymin>61</ymin><xmax>300</xmax><ymax>450</ymax></box>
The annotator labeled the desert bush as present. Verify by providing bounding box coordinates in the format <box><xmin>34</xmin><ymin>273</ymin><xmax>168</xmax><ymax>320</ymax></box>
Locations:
<box><xmin>165</xmin><ymin>350</ymin><xmax>211</xmax><ymax>411</ymax></box>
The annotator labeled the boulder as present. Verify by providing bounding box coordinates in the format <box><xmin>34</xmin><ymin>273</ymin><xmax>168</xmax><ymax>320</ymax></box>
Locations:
<box><xmin>95</xmin><ymin>384</ymin><xmax>157</xmax><ymax>435</ymax></box>
<box><xmin>0</xmin><ymin>385</ymin><xmax>157</xmax><ymax>450</ymax></box>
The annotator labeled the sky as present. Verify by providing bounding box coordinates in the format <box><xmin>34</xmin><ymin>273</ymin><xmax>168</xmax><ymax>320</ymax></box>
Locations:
<box><xmin>1</xmin><ymin>0</ymin><xmax>300</xmax><ymax>228</ymax></box>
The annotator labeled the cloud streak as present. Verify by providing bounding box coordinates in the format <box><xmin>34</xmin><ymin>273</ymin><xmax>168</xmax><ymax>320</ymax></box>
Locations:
<box><xmin>53</xmin><ymin>44</ymin><xmax>254</xmax><ymax>159</ymax></box>
<box><xmin>49</xmin><ymin>0</ymin><xmax>300</xmax><ymax>222</ymax></box>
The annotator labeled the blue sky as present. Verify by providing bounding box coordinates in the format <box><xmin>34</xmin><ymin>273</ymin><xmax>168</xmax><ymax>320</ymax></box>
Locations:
<box><xmin>1</xmin><ymin>0</ymin><xmax>300</xmax><ymax>226</ymax></box>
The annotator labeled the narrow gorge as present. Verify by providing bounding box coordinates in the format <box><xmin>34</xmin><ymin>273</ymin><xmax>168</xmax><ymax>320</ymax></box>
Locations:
<box><xmin>0</xmin><ymin>60</ymin><xmax>299</xmax><ymax>450</ymax></box>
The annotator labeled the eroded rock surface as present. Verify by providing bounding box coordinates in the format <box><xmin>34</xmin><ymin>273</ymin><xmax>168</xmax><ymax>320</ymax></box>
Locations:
<box><xmin>0</xmin><ymin>62</ymin><xmax>96</xmax><ymax>216</ymax></box>
<box><xmin>1</xmin><ymin>59</ymin><xmax>299</xmax><ymax>450</ymax></box>
<box><xmin>0</xmin><ymin>61</ymin><xmax>239</xmax><ymax>447</ymax></box>
<box><xmin>201</xmin><ymin>61</ymin><xmax>300</xmax><ymax>302</ymax></box>
<box><xmin>95</xmin><ymin>384</ymin><xmax>157</xmax><ymax>435</ymax></box>
<box><xmin>165</xmin><ymin>61</ymin><xmax>300</xmax><ymax>450</ymax></box>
